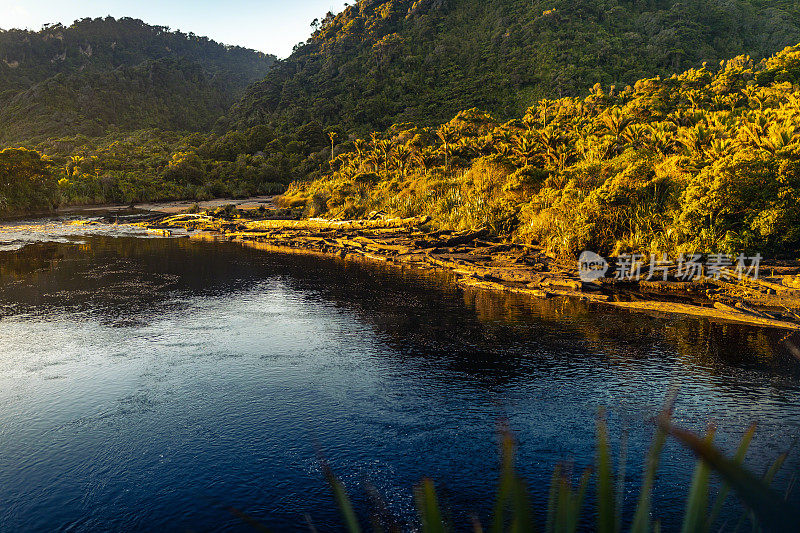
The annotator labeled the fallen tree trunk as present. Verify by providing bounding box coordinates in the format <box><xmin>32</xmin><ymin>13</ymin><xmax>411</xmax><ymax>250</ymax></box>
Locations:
<box><xmin>243</xmin><ymin>216</ymin><xmax>430</xmax><ymax>232</ymax></box>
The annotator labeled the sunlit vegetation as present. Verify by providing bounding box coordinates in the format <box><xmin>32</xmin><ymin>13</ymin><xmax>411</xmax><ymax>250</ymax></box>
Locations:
<box><xmin>4</xmin><ymin>2</ymin><xmax>800</xmax><ymax>254</ymax></box>
<box><xmin>282</xmin><ymin>44</ymin><xmax>800</xmax><ymax>257</ymax></box>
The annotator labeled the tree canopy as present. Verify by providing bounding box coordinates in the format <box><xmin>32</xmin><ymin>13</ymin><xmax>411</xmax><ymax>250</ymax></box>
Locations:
<box><xmin>231</xmin><ymin>0</ymin><xmax>800</xmax><ymax>134</ymax></box>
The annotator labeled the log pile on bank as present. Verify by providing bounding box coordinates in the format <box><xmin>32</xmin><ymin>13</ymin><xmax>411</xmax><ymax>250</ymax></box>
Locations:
<box><xmin>139</xmin><ymin>211</ymin><xmax>800</xmax><ymax>331</ymax></box>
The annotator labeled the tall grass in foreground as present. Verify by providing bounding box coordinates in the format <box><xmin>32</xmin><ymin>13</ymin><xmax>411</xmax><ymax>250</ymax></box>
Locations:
<box><xmin>309</xmin><ymin>409</ymin><xmax>798</xmax><ymax>533</ymax></box>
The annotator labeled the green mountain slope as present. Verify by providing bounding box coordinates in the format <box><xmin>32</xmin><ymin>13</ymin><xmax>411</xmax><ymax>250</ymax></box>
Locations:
<box><xmin>231</xmin><ymin>0</ymin><xmax>800</xmax><ymax>133</ymax></box>
<box><xmin>0</xmin><ymin>17</ymin><xmax>276</xmax><ymax>143</ymax></box>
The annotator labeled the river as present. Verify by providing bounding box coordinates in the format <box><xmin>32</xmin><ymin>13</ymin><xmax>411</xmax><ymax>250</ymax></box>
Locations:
<box><xmin>0</xmin><ymin>214</ymin><xmax>798</xmax><ymax>531</ymax></box>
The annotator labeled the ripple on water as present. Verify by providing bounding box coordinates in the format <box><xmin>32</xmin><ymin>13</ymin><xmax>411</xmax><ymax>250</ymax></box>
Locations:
<box><xmin>0</xmin><ymin>222</ymin><xmax>798</xmax><ymax>531</ymax></box>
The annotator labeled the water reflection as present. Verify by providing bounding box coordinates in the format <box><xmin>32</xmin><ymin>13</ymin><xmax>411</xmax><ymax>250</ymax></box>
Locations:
<box><xmin>0</xmin><ymin>233</ymin><xmax>798</xmax><ymax>531</ymax></box>
<box><xmin>0</xmin><ymin>214</ymin><xmax>153</xmax><ymax>252</ymax></box>
<box><xmin>6</xmin><ymin>235</ymin><xmax>797</xmax><ymax>373</ymax></box>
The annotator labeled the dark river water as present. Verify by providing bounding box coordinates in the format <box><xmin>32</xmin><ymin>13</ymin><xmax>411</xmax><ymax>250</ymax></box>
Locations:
<box><xmin>0</xmin><ymin>217</ymin><xmax>799</xmax><ymax>531</ymax></box>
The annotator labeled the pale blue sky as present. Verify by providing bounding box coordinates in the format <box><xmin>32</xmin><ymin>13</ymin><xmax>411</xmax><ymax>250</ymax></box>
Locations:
<box><xmin>0</xmin><ymin>0</ymin><xmax>349</xmax><ymax>57</ymax></box>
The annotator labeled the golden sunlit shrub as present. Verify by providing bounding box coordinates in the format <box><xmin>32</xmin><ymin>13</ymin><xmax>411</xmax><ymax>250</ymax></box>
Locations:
<box><xmin>281</xmin><ymin>44</ymin><xmax>800</xmax><ymax>256</ymax></box>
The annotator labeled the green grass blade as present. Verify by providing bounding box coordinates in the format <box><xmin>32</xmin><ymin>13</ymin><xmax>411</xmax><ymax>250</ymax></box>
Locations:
<box><xmin>596</xmin><ymin>412</ymin><xmax>615</xmax><ymax>533</ymax></box>
<box><xmin>492</xmin><ymin>431</ymin><xmax>516</xmax><ymax>533</ymax></box>
<box><xmin>557</xmin><ymin>475</ymin><xmax>570</xmax><ymax>533</ymax></box>
<box><xmin>509</xmin><ymin>477</ymin><xmax>534</xmax><ymax>533</ymax></box>
<box><xmin>680</xmin><ymin>428</ymin><xmax>715</xmax><ymax>533</ymax></box>
<box><xmin>630</xmin><ymin>414</ymin><xmax>669</xmax><ymax>533</ymax></box>
<box><xmin>323</xmin><ymin>464</ymin><xmax>362</xmax><ymax>533</ymax></box>
<box><xmin>415</xmin><ymin>478</ymin><xmax>447</xmax><ymax>533</ymax></box>
<box><xmin>571</xmin><ymin>469</ymin><xmax>591</xmax><ymax>533</ymax></box>
<box><xmin>304</xmin><ymin>512</ymin><xmax>319</xmax><ymax>533</ymax></box>
<box><xmin>784</xmin><ymin>473</ymin><xmax>796</xmax><ymax>501</ymax></box>
<box><xmin>615</xmin><ymin>430</ymin><xmax>628</xmax><ymax>533</ymax></box>
<box><xmin>546</xmin><ymin>465</ymin><xmax>561</xmax><ymax>533</ymax></box>
<box><xmin>663</xmin><ymin>422</ymin><xmax>799</xmax><ymax>533</ymax></box>
<box><xmin>706</xmin><ymin>424</ymin><xmax>755</xmax><ymax>530</ymax></box>
<box><xmin>225</xmin><ymin>506</ymin><xmax>273</xmax><ymax>533</ymax></box>
<box><xmin>547</xmin><ymin>467</ymin><xmax>591</xmax><ymax>533</ymax></box>
<box><xmin>763</xmin><ymin>452</ymin><xmax>787</xmax><ymax>486</ymax></box>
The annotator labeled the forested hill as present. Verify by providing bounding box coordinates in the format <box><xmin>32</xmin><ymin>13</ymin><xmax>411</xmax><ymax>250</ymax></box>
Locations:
<box><xmin>231</xmin><ymin>0</ymin><xmax>800</xmax><ymax>134</ymax></box>
<box><xmin>0</xmin><ymin>17</ymin><xmax>276</xmax><ymax>143</ymax></box>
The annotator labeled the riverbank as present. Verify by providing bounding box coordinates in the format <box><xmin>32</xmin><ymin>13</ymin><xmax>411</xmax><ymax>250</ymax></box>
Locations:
<box><xmin>0</xmin><ymin>196</ymin><xmax>281</xmax><ymax>224</ymax></box>
<box><xmin>138</xmin><ymin>210</ymin><xmax>800</xmax><ymax>332</ymax></box>
<box><xmin>59</xmin><ymin>195</ymin><xmax>279</xmax><ymax>215</ymax></box>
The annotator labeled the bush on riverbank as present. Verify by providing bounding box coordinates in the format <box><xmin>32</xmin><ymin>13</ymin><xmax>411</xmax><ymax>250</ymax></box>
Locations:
<box><xmin>281</xmin><ymin>45</ymin><xmax>800</xmax><ymax>257</ymax></box>
<box><xmin>0</xmin><ymin>148</ymin><xmax>58</xmax><ymax>215</ymax></box>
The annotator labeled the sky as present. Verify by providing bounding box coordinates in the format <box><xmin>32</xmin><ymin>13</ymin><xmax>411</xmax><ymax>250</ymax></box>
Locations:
<box><xmin>0</xmin><ymin>0</ymin><xmax>349</xmax><ymax>58</ymax></box>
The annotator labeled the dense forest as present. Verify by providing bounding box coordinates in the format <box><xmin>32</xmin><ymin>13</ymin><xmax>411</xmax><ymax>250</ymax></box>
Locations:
<box><xmin>232</xmin><ymin>0</ymin><xmax>800</xmax><ymax>133</ymax></box>
<box><xmin>0</xmin><ymin>17</ymin><xmax>275</xmax><ymax>142</ymax></box>
<box><xmin>2</xmin><ymin>0</ymin><xmax>800</xmax><ymax>261</ymax></box>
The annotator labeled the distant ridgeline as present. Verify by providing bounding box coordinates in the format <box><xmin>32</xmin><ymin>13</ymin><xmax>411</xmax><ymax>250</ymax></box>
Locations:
<box><xmin>230</xmin><ymin>0</ymin><xmax>800</xmax><ymax>134</ymax></box>
<box><xmin>0</xmin><ymin>17</ymin><xmax>276</xmax><ymax>142</ymax></box>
